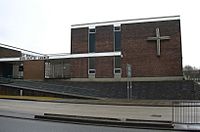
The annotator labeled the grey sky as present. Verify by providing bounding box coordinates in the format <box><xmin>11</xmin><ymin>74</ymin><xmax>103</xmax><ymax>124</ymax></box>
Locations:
<box><xmin>0</xmin><ymin>0</ymin><xmax>200</xmax><ymax>67</ymax></box>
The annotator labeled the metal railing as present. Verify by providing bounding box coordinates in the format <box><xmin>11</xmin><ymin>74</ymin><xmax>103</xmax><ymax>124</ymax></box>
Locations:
<box><xmin>185</xmin><ymin>77</ymin><xmax>200</xmax><ymax>82</ymax></box>
<box><xmin>172</xmin><ymin>101</ymin><xmax>200</xmax><ymax>124</ymax></box>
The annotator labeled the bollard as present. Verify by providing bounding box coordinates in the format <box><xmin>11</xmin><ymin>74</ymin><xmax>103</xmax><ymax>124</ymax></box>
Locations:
<box><xmin>20</xmin><ymin>89</ymin><xmax>23</xmax><ymax>96</ymax></box>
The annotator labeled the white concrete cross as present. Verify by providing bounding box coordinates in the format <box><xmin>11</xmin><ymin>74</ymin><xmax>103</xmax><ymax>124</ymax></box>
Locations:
<box><xmin>147</xmin><ymin>28</ymin><xmax>170</xmax><ymax>56</ymax></box>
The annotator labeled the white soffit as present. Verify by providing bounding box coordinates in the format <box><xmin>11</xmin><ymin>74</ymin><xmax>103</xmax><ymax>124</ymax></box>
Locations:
<box><xmin>0</xmin><ymin>52</ymin><xmax>121</xmax><ymax>62</ymax></box>
<box><xmin>49</xmin><ymin>52</ymin><xmax>121</xmax><ymax>60</ymax></box>
<box><xmin>0</xmin><ymin>57</ymin><xmax>20</xmax><ymax>62</ymax></box>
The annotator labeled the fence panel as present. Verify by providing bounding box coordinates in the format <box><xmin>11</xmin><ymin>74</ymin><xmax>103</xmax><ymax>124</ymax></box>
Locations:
<box><xmin>172</xmin><ymin>101</ymin><xmax>200</xmax><ymax>124</ymax></box>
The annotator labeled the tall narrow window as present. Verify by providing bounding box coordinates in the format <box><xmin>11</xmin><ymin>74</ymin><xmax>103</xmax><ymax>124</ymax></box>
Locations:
<box><xmin>88</xmin><ymin>57</ymin><xmax>95</xmax><ymax>74</ymax></box>
<box><xmin>89</xmin><ymin>58</ymin><xmax>95</xmax><ymax>70</ymax></box>
<box><xmin>114</xmin><ymin>26</ymin><xmax>121</xmax><ymax>75</ymax></box>
<box><xmin>114</xmin><ymin>26</ymin><xmax>121</xmax><ymax>51</ymax></box>
<box><xmin>89</xmin><ymin>28</ymin><xmax>96</xmax><ymax>53</ymax></box>
<box><xmin>114</xmin><ymin>56</ymin><xmax>121</xmax><ymax>73</ymax></box>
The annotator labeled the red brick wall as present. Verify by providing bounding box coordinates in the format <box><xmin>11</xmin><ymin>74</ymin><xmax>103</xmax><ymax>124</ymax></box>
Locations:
<box><xmin>71</xmin><ymin>57</ymin><xmax>114</xmax><ymax>78</ymax></box>
<box><xmin>96</xmin><ymin>25</ymin><xmax>114</xmax><ymax>52</ymax></box>
<box><xmin>70</xmin><ymin>58</ymin><xmax>88</xmax><ymax>78</ymax></box>
<box><xmin>24</xmin><ymin>60</ymin><xmax>45</xmax><ymax>80</ymax></box>
<box><xmin>0</xmin><ymin>47</ymin><xmax>21</xmax><ymax>58</ymax></box>
<box><xmin>121</xmin><ymin>20</ymin><xmax>182</xmax><ymax>77</ymax></box>
<box><xmin>71</xmin><ymin>28</ymin><xmax>88</xmax><ymax>54</ymax></box>
<box><xmin>96</xmin><ymin>57</ymin><xmax>114</xmax><ymax>78</ymax></box>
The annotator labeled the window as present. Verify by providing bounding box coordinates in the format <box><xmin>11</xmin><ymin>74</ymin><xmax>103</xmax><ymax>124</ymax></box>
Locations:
<box><xmin>45</xmin><ymin>60</ymin><xmax>70</xmax><ymax>79</ymax></box>
<box><xmin>89</xmin><ymin>28</ymin><xmax>96</xmax><ymax>33</ymax></box>
<box><xmin>88</xmin><ymin>28</ymin><xmax>96</xmax><ymax>76</ymax></box>
<box><xmin>114</xmin><ymin>26</ymin><xmax>121</xmax><ymax>31</ymax></box>
<box><xmin>114</xmin><ymin>56</ymin><xmax>121</xmax><ymax>74</ymax></box>
<box><xmin>89</xmin><ymin>28</ymin><xmax>96</xmax><ymax>53</ymax></box>
<box><xmin>88</xmin><ymin>58</ymin><xmax>95</xmax><ymax>74</ymax></box>
<box><xmin>114</xmin><ymin>26</ymin><xmax>121</xmax><ymax>75</ymax></box>
<box><xmin>89</xmin><ymin>57</ymin><xmax>95</xmax><ymax>69</ymax></box>
<box><xmin>115</xmin><ymin>68</ymin><xmax>121</xmax><ymax>73</ymax></box>
<box><xmin>19</xmin><ymin>65</ymin><xmax>23</xmax><ymax>71</ymax></box>
<box><xmin>115</xmin><ymin>56</ymin><xmax>121</xmax><ymax>69</ymax></box>
<box><xmin>88</xmin><ymin>69</ymin><xmax>96</xmax><ymax>74</ymax></box>
<box><xmin>114</xmin><ymin>26</ymin><xmax>121</xmax><ymax>51</ymax></box>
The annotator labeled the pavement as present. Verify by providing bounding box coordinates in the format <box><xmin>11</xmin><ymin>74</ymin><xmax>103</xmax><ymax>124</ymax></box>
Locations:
<box><xmin>0</xmin><ymin>95</ymin><xmax>173</xmax><ymax>106</ymax></box>
<box><xmin>0</xmin><ymin>98</ymin><xmax>172</xmax><ymax>121</ymax></box>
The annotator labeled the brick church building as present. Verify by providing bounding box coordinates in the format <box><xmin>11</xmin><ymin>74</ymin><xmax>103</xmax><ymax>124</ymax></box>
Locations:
<box><xmin>0</xmin><ymin>15</ymin><xmax>183</xmax><ymax>81</ymax></box>
<box><xmin>70</xmin><ymin>15</ymin><xmax>182</xmax><ymax>81</ymax></box>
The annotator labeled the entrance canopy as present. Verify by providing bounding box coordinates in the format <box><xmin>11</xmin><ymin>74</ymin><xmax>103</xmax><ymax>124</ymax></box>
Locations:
<box><xmin>0</xmin><ymin>51</ymin><xmax>122</xmax><ymax>62</ymax></box>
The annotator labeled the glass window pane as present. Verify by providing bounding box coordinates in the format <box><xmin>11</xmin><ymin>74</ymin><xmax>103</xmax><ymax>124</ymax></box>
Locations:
<box><xmin>19</xmin><ymin>66</ymin><xmax>23</xmax><ymax>71</ymax></box>
<box><xmin>115</xmin><ymin>56</ymin><xmax>121</xmax><ymax>68</ymax></box>
<box><xmin>115</xmin><ymin>69</ymin><xmax>121</xmax><ymax>73</ymax></box>
<box><xmin>89</xmin><ymin>58</ymin><xmax>95</xmax><ymax>69</ymax></box>
<box><xmin>115</xmin><ymin>32</ymin><xmax>121</xmax><ymax>51</ymax></box>
<box><xmin>89</xmin><ymin>33</ymin><xmax>95</xmax><ymax>52</ymax></box>
<box><xmin>89</xmin><ymin>29</ymin><xmax>96</xmax><ymax>33</ymax></box>
<box><xmin>89</xmin><ymin>69</ymin><xmax>95</xmax><ymax>73</ymax></box>
<box><xmin>114</xmin><ymin>27</ymin><xmax>120</xmax><ymax>31</ymax></box>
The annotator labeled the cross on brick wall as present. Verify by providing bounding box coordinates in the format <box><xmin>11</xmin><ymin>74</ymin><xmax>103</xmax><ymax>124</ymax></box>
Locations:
<box><xmin>147</xmin><ymin>28</ymin><xmax>170</xmax><ymax>56</ymax></box>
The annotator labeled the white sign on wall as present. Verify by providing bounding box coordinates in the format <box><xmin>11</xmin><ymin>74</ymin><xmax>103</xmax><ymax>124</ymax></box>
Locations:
<box><xmin>20</xmin><ymin>55</ymin><xmax>49</xmax><ymax>61</ymax></box>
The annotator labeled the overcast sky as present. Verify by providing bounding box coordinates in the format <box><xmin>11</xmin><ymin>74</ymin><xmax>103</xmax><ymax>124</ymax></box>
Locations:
<box><xmin>0</xmin><ymin>0</ymin><xmax>200</xmax><ymax>67</ymax></box>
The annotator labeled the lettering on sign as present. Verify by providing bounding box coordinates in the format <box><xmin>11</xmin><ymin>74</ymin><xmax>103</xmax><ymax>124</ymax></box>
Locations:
<box><xmin>20</xmin><ymin>56</ymin><xmax>49</xmax><ymax>61</ymax></box>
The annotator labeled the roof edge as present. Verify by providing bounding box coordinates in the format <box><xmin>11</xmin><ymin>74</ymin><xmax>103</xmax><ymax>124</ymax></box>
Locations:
<box><xmin>71</xmin><ymin>15</ymin><xmax>180</xmax><ymax>29</ymax></box>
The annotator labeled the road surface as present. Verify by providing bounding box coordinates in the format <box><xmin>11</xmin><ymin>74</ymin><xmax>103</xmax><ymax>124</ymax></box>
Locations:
<box><xmin>0</xmin><ymin>116</ymin><xmax>173</xmax><ymax>132</ymax></box>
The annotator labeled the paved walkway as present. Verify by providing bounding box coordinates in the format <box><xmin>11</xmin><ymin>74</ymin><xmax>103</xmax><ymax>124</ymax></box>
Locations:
<box><xmin>0</xmin><ymin>99</ymin><xmax>172</xmax><ymax>121</ymax></box>
<box><xmin>0</xmin><ymin>95</ymin><xmax>173</xmax><ymax>106</ymax></box>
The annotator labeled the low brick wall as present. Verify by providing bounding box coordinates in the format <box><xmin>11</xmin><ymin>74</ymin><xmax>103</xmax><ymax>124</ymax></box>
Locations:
<box><xmin>1</xmin><ymin>80</ymin><xmax>199</xmax><ymax>100</ymax></box>
<box><xmin>131</xmin><ymin>81</ymin><xmax>196</xmax><ymax>100</ymax></box>
<box><xmin>45</xmin><ymin>80</ymin><xmax>199</xmax><ymax>100</ymax></box>
<box><xmin>0</xmin><ymin>85</ymin><xmax>88</xmax><ymax>99</ymax></box>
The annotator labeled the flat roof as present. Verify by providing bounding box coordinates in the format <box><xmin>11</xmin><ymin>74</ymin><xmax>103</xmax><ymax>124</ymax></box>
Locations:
<box><xmin>71</xmin><ymin>15</ymin><xmax>180</xmax><ymax>29</ymax></box>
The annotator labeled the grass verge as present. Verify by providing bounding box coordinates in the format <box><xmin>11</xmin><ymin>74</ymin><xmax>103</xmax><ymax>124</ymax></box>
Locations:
<box><xmin>0</xmin><ymin>95</ymin><xmax>62</xmax><ymax>101</ymax></box>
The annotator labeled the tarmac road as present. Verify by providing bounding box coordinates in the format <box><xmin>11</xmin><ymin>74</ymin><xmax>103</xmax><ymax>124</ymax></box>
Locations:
<box><xmin>0</xmin><ymin>116</ymin><xmax>173</xmax><ymax>132</ymax></box>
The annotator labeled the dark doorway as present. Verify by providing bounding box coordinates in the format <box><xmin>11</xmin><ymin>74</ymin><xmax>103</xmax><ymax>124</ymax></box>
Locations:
<box><xmin>2</xmin><ymin>63</ymin><xmax>13</xmax><ymax>78</ymax></box>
